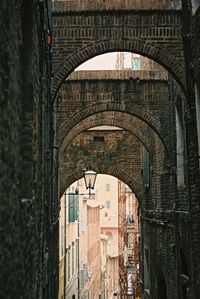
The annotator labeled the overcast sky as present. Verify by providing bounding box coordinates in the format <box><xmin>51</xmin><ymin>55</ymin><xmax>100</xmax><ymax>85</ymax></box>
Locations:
<box><xmin>76</xmin><ymin>52</ymin><xmax>118</xmax><ymax>70</ymax></box>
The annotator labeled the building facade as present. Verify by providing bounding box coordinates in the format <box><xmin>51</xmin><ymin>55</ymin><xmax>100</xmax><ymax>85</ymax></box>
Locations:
<box><xmin>59</xmin><ymin>184</ymin><xmax>79</xmax><ymax>299</ymax></box>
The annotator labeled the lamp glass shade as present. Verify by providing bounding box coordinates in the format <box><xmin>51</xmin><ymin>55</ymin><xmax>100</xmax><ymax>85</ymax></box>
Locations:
<box><xmin>83</xmin><ymin>169</ymin><xmax>97</xmax><ymax>189</ymax></box>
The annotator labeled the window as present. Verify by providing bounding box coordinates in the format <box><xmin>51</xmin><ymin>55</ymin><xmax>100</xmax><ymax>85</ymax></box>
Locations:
<box><xmin>80</xmin><ymin>269</ymin><xmax>85</xmax><ymax>288</ymax></box>
<box><xmin>68</xmin><ymin>250</ymin><xmax>71</xmax><ymax>281</ymax></box>
<box><xmin>176</xmin><ymin>98</ymin><xmax>185</xmax><ymax>186</ymax></box>
<box><xmin>76</xmin><ymin>241</ymin><xmax>78</xmax><ymax>270</ymax></box>
<box><xmin>106</xmin><ymin>184</ymin><xmax>110</xmax><ymax>191</ymax></box>
<box><xmin>106</xmin><ymin>201</ymin><xmax>111</xmax><ymax>209</ymax></box>
<box><xmin>68</xmin><ymin>193</ymin><xmax>79</xmax><ymax>222</ymax></box>
<box><xmin>93</xmin><ymin>136</ymin><xmax>104</xmax><ymax>142</ymax></box>
<box><xmin>144</xmin><ymin>248</ymin><xmax>150</xmax><ymax>290</ymax></box>
<box><xmin>131</xmin><ymin>58</ymin><xmax>141</xmax><ymax>70</ymax></box>
<box><xmin>61</xmin><ymin>226</ymin><xmax>64</xmax><ymax>257</ymax></box>
<box><xmin>93</xmin><ymin>136</ymin><xmax>104</xmax><ymax>152</ymax></box>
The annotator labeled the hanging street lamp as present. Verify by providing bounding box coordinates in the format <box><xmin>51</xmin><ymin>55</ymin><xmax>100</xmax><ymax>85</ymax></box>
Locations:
<box><xmin>82</xmin><ymin>168</ymin><xmax>97</xmax><ymax>197</ymax></box>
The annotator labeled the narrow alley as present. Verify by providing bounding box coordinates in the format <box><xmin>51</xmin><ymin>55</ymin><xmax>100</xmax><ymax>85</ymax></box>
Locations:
<box><xmin>0</xmin><ymin>1</ymin><xmax>200</xmax><ymax>299</ymax></box>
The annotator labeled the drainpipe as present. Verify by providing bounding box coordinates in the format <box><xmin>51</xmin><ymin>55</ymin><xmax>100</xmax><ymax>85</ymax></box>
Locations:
<box><xmin>78</xmin><ymin>214</ymin><xmax>80</xmax><ymax>299</ymax></box>
<box><xmin>64</xmin><ymin>192</ymin><xmax>67</xmax><ymax>299</ymax></box>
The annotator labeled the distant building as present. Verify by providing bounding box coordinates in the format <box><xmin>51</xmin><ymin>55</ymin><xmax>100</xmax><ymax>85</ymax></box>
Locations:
<box><xmin>59</xmin><ymin>183</ymin><xmax>79</xmax><ymax>299</ymax></box>
<box><xmin>96</xmin><ymin>175</ymin><xmax>119</xmax><ymax>299</ymax></box>
<box><xmin>59</xmin><ymin>175</ymin><xmax>140</xmax><ymax>298</ymax></box>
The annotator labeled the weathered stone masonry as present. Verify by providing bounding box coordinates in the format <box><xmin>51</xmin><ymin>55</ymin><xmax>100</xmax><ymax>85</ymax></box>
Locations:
<box><xmin>0</xmin><ymin>2</ymin><xmax>56</xmax><ymax>299</ymax></box>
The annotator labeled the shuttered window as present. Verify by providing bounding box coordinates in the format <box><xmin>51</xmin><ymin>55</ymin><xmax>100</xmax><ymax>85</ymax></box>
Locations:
<box><xmin>80</xmin><ymin>269</ymin><xmax>85</xmax><ymax>288</ymax></box>
<box><xmin>106</xmin><ymin>201</ymin><xmax>111</xmax><ymax>209</ymax></box>
<box><xmin>68</xmin><ymin>193</ymin><xmax>78</xmax><ymax>222</ymax></box>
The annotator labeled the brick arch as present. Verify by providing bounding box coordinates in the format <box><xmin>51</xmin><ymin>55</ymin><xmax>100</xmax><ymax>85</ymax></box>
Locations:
<box><xmin>60</xmin><ymin>166</ymin><xmax>144</xmax><ymax>203</ymax></box>
<box><xmin>59</xmin><ymin>111</ymin><xmax>164</xmax><ymax>160</ymax></box>
<box><xmin>52</xmin><ymin>38</ymin><xmax>185</xmax><ymax>99</ymax></box>
<box><xmin>59</xmin><ymin>102</ymin><xmax>166</xmax><ymax>154</ymax></box>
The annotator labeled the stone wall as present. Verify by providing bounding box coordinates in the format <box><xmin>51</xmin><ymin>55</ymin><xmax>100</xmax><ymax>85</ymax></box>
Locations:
<box><xmin>0</xmin><ymin>1</ymin><xmax>55</xmax><ymax>298</ymax></box>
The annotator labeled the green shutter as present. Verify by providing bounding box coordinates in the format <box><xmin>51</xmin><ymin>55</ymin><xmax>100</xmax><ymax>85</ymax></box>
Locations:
<box><xmin>68</xmin><ymin>193</ymin><xmax>79</xmax><ymax>222</ymax></box>
<box><xmin>143</xmin><ymin>148</ymin><xmax>150</xmax><ymax>188</ymax></box>
<box><xmin>68</xmin><ymin>193</ymin><xmax>74</xmax><ymax>222</ymax></box>
<box><xmin>74</xmin><ymin>193</ymin><xmax>78</xmax><ymax>220</ymax></box>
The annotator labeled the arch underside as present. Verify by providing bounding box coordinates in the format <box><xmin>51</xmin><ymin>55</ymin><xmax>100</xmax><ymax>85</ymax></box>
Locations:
<box><xmin>59</xmin><ymin>111</ymin><xmax>166</xmax><ymax>204</ymax></box>
<box><xmin>59</xmin><ymin>110</ymin><xmax>166</xmax><ymax>160</ymax></box>
<box><xmin>59</xmin><ymin>166</ymin><xmax>144</xmax><ymax>203</ymax></box>
<box><xmin>58</xmin><ymin>104</ymin><xmax>167</xmax><ymax>158</ymax></box>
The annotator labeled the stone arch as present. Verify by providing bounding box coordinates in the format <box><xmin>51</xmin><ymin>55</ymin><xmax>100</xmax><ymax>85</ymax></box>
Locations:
<box><xmin>52</xmin><ymin>38</ymin><xmax>185</xmax><ymax>99</ymax></box>
<box><xmin>59</xmin><ymin>111</ymin><xmax>166</xmax><ymax>160</ymax></box>
<box><xmin>60</xmin><ymin>165</ymin><xmax>144</xmax><ymax>203</ymax></box>
<box><xmin>59</xmin><ymin>102</ymin><xmax>166</xmax><ymax>155</ymax></box>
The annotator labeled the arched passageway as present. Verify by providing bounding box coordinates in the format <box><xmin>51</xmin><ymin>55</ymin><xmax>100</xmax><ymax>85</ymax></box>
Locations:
<box><xmin>56</xmin><ymin>48</ymin><xmax>179</xmax><ymax>298</ymax></box>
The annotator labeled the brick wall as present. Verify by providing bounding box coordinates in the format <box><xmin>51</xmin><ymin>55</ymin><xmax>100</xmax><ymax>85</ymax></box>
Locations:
<box><xmin>182</xmin><ymin>3</ymin><xmax>200</xmax><ymax>296</ymax></box>
<box><xmin>60</xmin><ymin>129</ymin><xmax>145</xmax><ymax>198</ymax></box>
<box><xmin>59</xmin><ymin>127</ymin><xmax>169</xmax><ymax>209</ymax></box>
<box><xmin>58</xmin><ymin>71</ymin><xmax>170</xmax><ymax>150</ymax></box>
<box><xmin>59</xmin><ymin>112</ymin><xmax>151</xmax><ymax>158</ymax></box>
<box><xmin>52</xmin><ymin>0</ymin><xmax>181</xmax><ymax>12</ymax></box>
<box><xmin>52</xmin><ymin>9</ymin><xmax>185</xmax><ymax>98</ymax></box>
<box><xmin>192</xmin><ymin>7</ymin><xmax>200</xmax><ymax>81</ymax></box>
